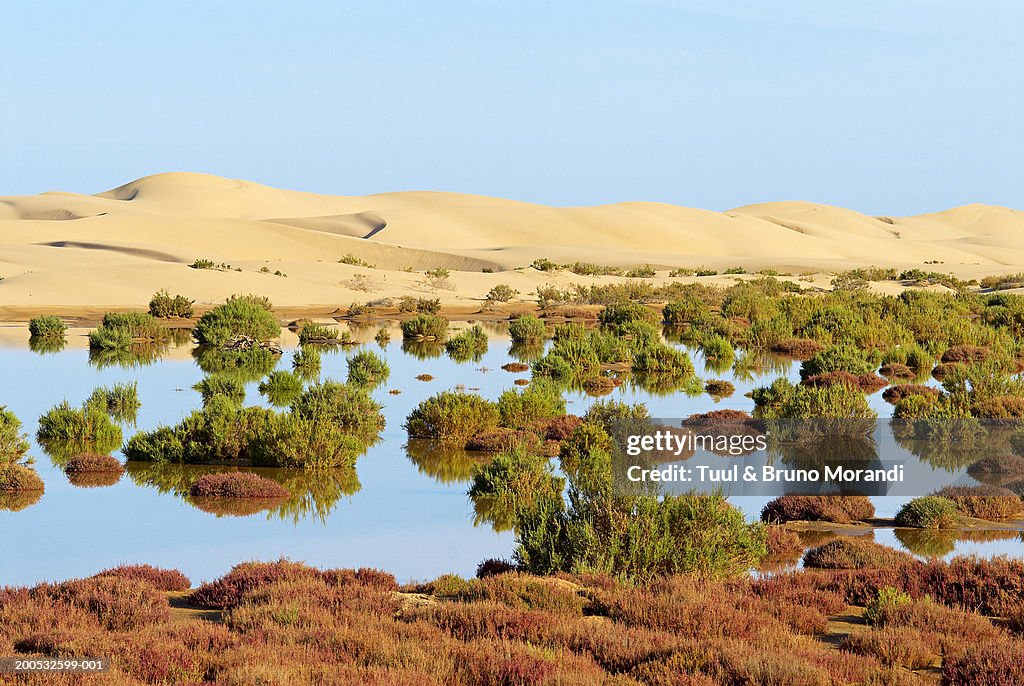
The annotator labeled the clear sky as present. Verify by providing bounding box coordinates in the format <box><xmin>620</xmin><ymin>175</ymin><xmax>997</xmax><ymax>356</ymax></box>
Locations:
<box><xmin>2</xmin><ymin>1</ymin><xmax>1021</xmax><ymax>214</ymax></box>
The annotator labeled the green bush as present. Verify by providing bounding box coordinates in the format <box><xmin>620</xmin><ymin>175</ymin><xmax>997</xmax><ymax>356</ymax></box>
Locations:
<box><xmin>864</xmin><ymin>587</ymin><xmax>912</xmax><ymax>625</ymax></box>
<box><xmin>86</xmin><ymin>382</ymin><xmax>141</xmax><ymax>424</ymax></box>
<box><xmin>37</xmin><ymin>401</ymin><xmax>123</xmax><ymax>459</ymax></box>
<box><xmin>346</xmin><ymin>350</ymin><xmax>390</xmax><ymax>388</ymax></box>
<box><xmin>508</xmin><ymin>315</ymin><xmax>546</xmax><ymax>343</ymax></box>
<box><xmin>28</xmin><ymin>315</ymin><xmax>66</xmax><ymax>338</ymax></box>
<box><xmin>89</xmin><ymin>312</ymin><xmax>167</xmax><ymax>349</ymax></box>
<box><xmin>148</xmin><ymin>290</ymin><xmax>194</xmax><ymax>318</ymax></box>
<box><xmin>298</xmin><ymin>323</ymin><xmax>341</xmax><ymax>345</ymax></box>
<box><xmin>290</xmin><ymin>381</ymin><xmax>385</xmax><ymax>443</ymax></box>
<box><xmin>486</xmin><ymin>284</ymin><xmax>519</xmax><ymax>302</ymax></box>
<box><xmin>194</xmin><ymin>296</ymin><xmax>279</xmax><ymax>346</ymax></box>
<box><xmin>895</xmin><ymin>496</ymin><xmax>960</xmax><ymax>529</ymax></box>
<box><xmin>291</xmin><ymin>347</ymin><xmax>321</xmax><ymax>379</ymax></box>
<box><xmin>193</xmin><ymin>345</ymin><xmax>278</xmax><ymax>383</ymax></box>
<box><xmin>258</xmin><ymin>371</ymin><xmax>304</xmax><ymax>407</ymax></box>
<box><xmin>404</xmin><ymin>392</ymin><xmax>500</xmax><ymax>444</ymax></box>
<box><xmin>249</xmin><ymin>413</ymin><xmax>369</xmax><ymax>469</ymax></box>
<box><xmin>497</xmin><ymin>381</ymin><xmax>566</xmax><ymax>429</ymax></box>
<box><xmin>625</xmin><ymin>265</ymin><xmax>656</xmax><ymax>278</ymax></box>
<box><xmin>374</xmin><ymin>327</ymin><xmax>390</xmax><ymax>346</ymax></box>
<box><xmin>0</xmin><ymin>407</ymin><xmax>30</xmax><ymax>463</ymax></box>
<box><xmin>663</xmin><ymin>298</ymin><xmax>707</xmax><ymax>325</ymax></box>
<box><xmin>194</xmin><ymin>375</ymin><xmax>246</xmax><ymax>407</ymax></box>
<box><xmin>598</xmin><ymin>302</ymin><xmax>659</xmax><ymax>330</ymax></box>
<box><xmin>400</xmin><ymin>314</ymin><xmax>448</xmax><ymax>340</ymax></box>
<box><xmin>631</xmin><ymin>344</ymin><xmax>694</xmax><ymax>375</ymax></box>
<box><xmin>469</xmin><ymin>450</ymin><xmax>565</xmax><ymax>530</ymax></box>
<box><xmin>445</xmin><ymin>325</ymin><xmax>488</xmax><ymax>362</ymax></box>
<box><xmin>700</xmin><ymin>333</ymin><xmax>735</xmax><ymax>363</ymax></box>
<box><xmin>800</xmin><ymin>344</ymin><xmax>874</xmax><ymax>380</ymax></box>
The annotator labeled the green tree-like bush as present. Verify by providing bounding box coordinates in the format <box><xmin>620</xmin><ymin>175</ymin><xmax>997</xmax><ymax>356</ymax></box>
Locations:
<box><xmin>346</xmin><ymin>350</ymin><xmax>390</xmax><ymax>388</ymax></box>
<box><xmin>89</xmin><ymin>312</ymin><xmax>168</xmax><ymax>350</ymax></box>
<box><xmin>194</xmin><ymin>295</ymin><xmax>279</xmax><ymax>346</ymax></box>
<box><xmin>148</xmin><ymin>290</ymin><xmax>194</xmax><ymax>318</ymax></box>
<box><xmin>194</xmin><ymin>375</ymin><xmax>246</xmax><ymax>407</ymax></box>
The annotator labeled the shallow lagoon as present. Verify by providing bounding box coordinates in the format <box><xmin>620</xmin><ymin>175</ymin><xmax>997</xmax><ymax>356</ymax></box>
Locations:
<box><xmin>0</xmin><ymin>322</ymin><xmax>1020</xmax><ymax>586</ymax></box>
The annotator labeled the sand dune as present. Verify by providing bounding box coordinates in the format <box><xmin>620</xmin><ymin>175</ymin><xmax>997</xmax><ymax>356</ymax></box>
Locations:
<box><xmin>0</xmin><ymin>172</ymin><xmax>1021</xmax><ymax>317</ymax></box>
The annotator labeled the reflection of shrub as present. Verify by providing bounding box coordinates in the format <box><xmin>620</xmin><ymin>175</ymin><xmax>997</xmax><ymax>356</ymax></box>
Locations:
<box><xmin>405</xmin><ymin>392</ymin><xmax>499</xmax><ymax>444</ymax></box>
<box><xmin>86</xmin><ymin>382</ymin><xmax>141</xmax><ymax>424</ymax></box>
<box><xmin>148</xmin><ymin>289</ymin><xmax>194</xmax><ymax>318</ymax></box>
<box><xmin>194</xmin><ymin>375</ymin><xmax>245</xmax><ymax>407</ymax></box>
<box><xmin>761</xmin><ymin>496</ymin><xmax>875</xmax><ymax>524</ymax></box>
<box><xmin>0</xmin><ymin>463</ymin><xmax>44</xmax><ymax>492</ymax></box>
<box><xmin>37</xmin><ymin>401</ymin><xmax>123</xmax><ymax>457</ymax></box>
<box><xmin>895</xmin><ymin>496</ymin><xmax>959</xmax><ymax>529</ymax></box>
<box><xmin>28</xmin><ymin>315</ymin><xmax>66</xmax><ymax>338</ymax></box>
<box><xmin>803</xmin><ymin>538</ymin><xmax>916</xmax><ymax>570</ymax></box>
<box><xmin>933</xmin><ymin>485</ymin><xmax>1023</xmax><ymax>520</ymax></box>
<box><xmin>257</xmin><ymin>371</ymin><xmax>303</xmax><ymax>406</ymax></box>
<box><xmin>445</xmin><ymin>325</ymin><xmax>488</xmax><ymax>362</ymax></box>
<box><xmin>194</xmin><ymin>296</ymin><xmax>279</xmax><ymax>346</ymax></box>
<box><xmin>704</xmin><ymin>380</ymin><xmax>735</xmax><ymax>397</ymax></box>
<box><xmin>400</xmin><ymin>314</ymin><xmax>448</xmax><ymax>340</ymax></box>
<box><xmin>291</xmin><ymin>347</ymin><xmax>321</xmax><ymax>379</ymax></box>
<box><xmin>190</xmin><ymin>472</ymin><xmax>289</xmax><ymax>499</ymax></box>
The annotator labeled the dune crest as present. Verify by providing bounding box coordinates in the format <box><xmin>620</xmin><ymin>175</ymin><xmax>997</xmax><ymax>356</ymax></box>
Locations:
<box><xmin>0</xmin><ymin>172</ymin><xmax>1021</xmax><ymax>314</ymax></box>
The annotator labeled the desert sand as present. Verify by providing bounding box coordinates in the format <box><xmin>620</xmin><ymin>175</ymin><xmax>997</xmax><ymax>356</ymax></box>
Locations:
<box><xmin>1</xmin><ymin>172</ymin><xmax>1022</xmax><ymax>321</ymax></box>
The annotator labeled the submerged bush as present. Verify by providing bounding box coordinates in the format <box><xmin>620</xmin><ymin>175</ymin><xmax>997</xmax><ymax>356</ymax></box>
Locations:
<box><xmin>497</xmin><ymin>381</ymin><xmax>566</xmax><ymax>429</ymax></box>
<box><xmin>89</xmin><ymin>312</ymin><xmax>167</xmax><ymax>349</ymax></box>
<box><xmin>894</xmin><ymin>496</ymin><xmax>960</xmax><ymax>529</ymax></box>
<box><xmin>258</xmin><ymin>371</ymin><xmax>303</xmax><ymax>407</ymax></box>
<box><xmin>291</xmin><ymin>346</ymin><xmax>321</xmax><ymax>379</ymax></box>
<box><xmin>28</xmin><ymin>315</ymin><xmax>66</xmax><ymax>338</ymax></box>
<box><xmin>346</xmin><ymin>350</ymin><xmax>390</xmax><ymax>388</ymax></box>
<box><xmin>799</xmin><ymin>344</ymin><xmax>874</xmax><ymax>380</ymax></box>
<box><xmin>298</xmin><ymin>323</ymin><xmax>342</xmax><ymax>345</ymax></box>
<box><xmin>0</xmin><ymin>463</ymin><xmax>44</xmax><ymax>492</ymax></box>
<box><xmin>508</xmin><ymin>315</ymin><xmax>546</xmax><ymax>343</ymax></box>
<box><xmin>64</xmin><ymin>453</ymin><xmax>124</xmax><ymax>474</ymax></box>
<box><xmin>401</xmin><ymin>314</ymin><xmax>448</xmax><ymax>340</ymax></box>
<box><xmin>803</xmin><ymin>538</ymin><xmax>917</xmax><ymax>570</ymax></box>
<box><xmin>194</xmin><ymin>295</ymin><xmax>279</xmax><ymax>346</ymax></box>
<box><xmin>405</xmin><ymin>392</ymin><xmax>500</xmax><ymax>445</ymax></box>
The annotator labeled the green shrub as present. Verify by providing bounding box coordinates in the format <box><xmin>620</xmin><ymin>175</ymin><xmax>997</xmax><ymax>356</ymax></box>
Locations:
<box><xmin>700</xmin><ymin>333</ymin><xmax>735</xmax><ymax>362</ymax></box>
<box><xmin>0</xmin><ymin>407</ymin><xmax>30</xmax><ymax>463</ymax></box>
<box><xmin>88</xmin><ymin>326</ymin><xmax>133</xmax><ymax>350</ymax></box>
<box><xmin>445</xmin><ymin>325</ymin><xmax>488</xmax><ymax>362</ymax></box>
<box><xmin>339</xmin><ymin>254</ymin><xmax>374</xmax><ymax>267</ymax></box>
<box><xmin>194</xmin><ymin>296</ymin><xmax>279</xmax><ymax>346</ymax></box>
<box><xmin>249</xmin><ymin>413</ymin><xmax>369</xmax><ymax>469</ymax></box>
<box><xmin>486</xmin><ymin>284</ymin><xmax>519</xmax><ymax>302</ymax></box>
<box><xmin>401</xmin><ymin>314</ymin><xmax>448</xmax><ymax>340</ymax></box>
<box><xmin>598</xmin><ymin>302</ymin><xmax>659</xmax><ymax>330</ymax></box>
<box><xmin>404</xmin><ymin>392</ymin><xmax>500</xmax><ymax>444</ymax></box>
<box><xmin>28</xmin><ymin>315</ymin><xmax>66</xmax><ymax>338</ymax></box>
<box><xmin>346</xmin><ymin>350</ymin><xmax>390</xmax><ymax>388</ymax></box>
<box><xmin>663</xmin><ymin>298</ymin><xmax>707</xmax><ymax>325</ymax></box>
<box><xmin>374</xmin><ymin>327</ymin><xmax>391</xmax><ymax>346</ymax></box>
<box><xmin>258</xmin><ymin>371</ymin><xmax>304</xmax><ymax>407</ymax></box>
<box><xmin>508</xmin><ymin>315</ymin><xmax>546</xmax><ymax>343</ymax></box>
<box><xmin>86</xmin><ymin>382</ymin><xmax>141</xmax><ymax>424</ymax></box>
<box><xmin>631</xmin><ymin>344</ymin><xmax>694</xmax><ymax>375</ymax></box>
<box><xmin>399</xmin><ymin>297</ymin><xmax>441</xmax><ymax>314</ymax></box>
<box><xmin>190</xmin><ymin>258</ymin><xmax>215</xmax><ymax>269</ymax></box>
<box><xmin>37</xmin><ymin>401</ymin><xmax>123</xmax><ymax>459</ymax></box>
<box><xmin>89</xmin><ymin>312</ymin><xmax>167</xmax><ymax>349</ymax></box>
<box><xmin>894</xmin><ymin>496</ymin><xmax>960</xmax><ymax>529</ymax></box>
<box><xmin>194</xmin><ymin>345</ymin><xmax>278</xmax><ymax>383</ymax></box>
<box><xmin>624</xmin><ymin>265</ymin><xmax>656</xmax><ymax>278</ymax></box>
<box><xmin>148</xmin><ymin>289</ymin><xmax>194</xmax><ymax>318</ymax></box>
<box><xmin>290</xmin><ymin>381</ymin><xmax>385</xmax><ymax>442</ymax></box>
<box><xmin>194</xmin><ymin>375</ymin><xmax>246</xmax><ymax>407</ymax></box>
<box><xmin>298</xmin><ymin>323</ymin><xmax>341</xmax><ymax>344</ymax></box>
<box><xmin>469</xmin><ymin>450</ymin><xmax>565</xmax><ymax>530</ymax></box>
<box><xmin>497</xmin><ymin>381</ymin><xmax>566</xmax><ymax>429</ymax></box>
<box><xmin>800</xmin><ymin>344</ymin><xmax>874</xmax><ymax>380</ymax></box>
<box><xmin>531</xmin><ymin>258</ymin><xmax>559</xmax><ymax>271</ymax></box>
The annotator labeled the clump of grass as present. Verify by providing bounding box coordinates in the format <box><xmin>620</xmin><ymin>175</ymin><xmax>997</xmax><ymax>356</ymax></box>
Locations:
<box><xmin>189</xmin><ymin>472</ymin><xmax>289</xmax><ymax>499</ymax></box>
<box><xmin>770</xmin><ymin>338</ymin><xmax>823</xmax><ymax>359</ymax></box>
<box><xmin>36</xmin><ymin>400</ymin><xmax>123</xmax><ymax>459</ymax></box>
<box><xmin>894</xmin><ymin>496</ymin><xmax>960</xmax><ymax>529</ymax></box>
<box><xmin>339</xmin><ymin>254</ymin><xmax>374</xmax><ymax>268</ymax></box>
<box><xmin>89</xmin><ymin>312</ymin><xmax>168</xmax><ymax>349</ymax></box>
<box><xmin>704</xmin><ymin>379</ymin><xmax>735</xmax><ymax>398</ymax></box>
<box><xmin>0</xmin><ymin>463</ymin><xmax>44</xmax><ymax>493</ymax></box>
<box><xmin>799</xmin><ymin>344</ymin><xmax>874</xmax><ymax>380</ymax></box>
<box><xmin>346</xmin><ymin>350</ymin><xmax>390</xmax><ymax>388</ymax></box>
<box><xmin>28</xmin><ymin>315</ymin><xmax>66</xmax><ymax>338</ymax></box>
<box><xmin>497</xmin><ymin>381</ymin><xmax>566</xmax><ymax>429</ymax></box>
<box><xmin>624</xmin><ymin>265</ymin><xmax>656</xmax><ymax>278</ymax></box>
<box><xmin>0</xmin><ymin>406</ymin><xmax>31</xmax><ymax>463</ymax></box>
<box><xmin>398</xmin><ymin>296</ymin><xmax>441</xmax><ymax>314</ymax></box>
<box><xmin>761</xmin><ymin>496</ymin><xmax>875</xmax><ymax>524</ymax></box>
<box><xmin>148</xmin><ymin>289</ymin><xmax>194</xmax><ymax>318</ymax></box>
<box><xmin>194</xmin><ymin>295</ymin><xmax>279</xmax><ymax>346</ymax></box>
<box><xmin>190</xmin><ymin>258</ymin><xmax>215</xmax><ymax>269</ymax></box>
<box><xmin>298</xmin><ymin>323</ymin><xmax>341</xmax><ymax>345</ymax></box>
<box><xmin>445</xmin><ymin>325</ymin><xmax>488</xmax><ymax>362</ymax></box>
<box><xmin>485</xmin><ymin>284</ymin><xmax>518</xmax><ymax>302</ymax></box>
<box><xmin>508</xmin><ymin>314</ymin><xmax>546</xmax><ymax>343</ymax></box>
<box><xmin>404</xmin><ymin>391</ymin><xmax>500</xmax><ymax>444</ymax></box>
<box><xmin>882</xmin><ymin>384</ymin><xmax>940</xmax><ymax>404</ymax></box>
<box><xmin>90</xmin><ymin>565</ymin><xmax>190</xmax><ymax>592</ymax></box>
<box><xmin>86</xmin><ymin>382</ymin><xmax>141</xmax><ymax>424</ymax></box>
<box><xmin>401</xmin><ymin>314</ymin><xmax>448</xmax><ymax>340</ymax></box>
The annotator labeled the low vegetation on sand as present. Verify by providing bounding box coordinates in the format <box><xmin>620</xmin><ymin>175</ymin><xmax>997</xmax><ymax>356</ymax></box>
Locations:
<box><xmin>4</xmin><ymin>554</ymin><xmax>1022</xmax><ymax>684</ymax></box>
<box><xmin>148</xmin><ymin>289</ymin><xmax>194</xmax><ymax>318</ymax></box>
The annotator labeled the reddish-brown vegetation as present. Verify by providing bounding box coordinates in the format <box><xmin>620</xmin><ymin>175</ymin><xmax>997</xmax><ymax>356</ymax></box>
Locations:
<box><xmin>803</xmin><ymin>538</ymin><xmax>917</xmax><ymax>570</ymax></box>
<box><xmin>934</xmin><ymin>485</ymin><xmax>1024</xmax><ymax>520</ymax></box>
<box><xmin>771</xmin><ymin>338</ymin><xmax>824</xmax><ymax>359</ymax></box>
<box><xmin>882</xmin><ymin>383</ymin><xmax>941</xmax><ymax>405</ymax></box>
<box><xmin>501</xmin><ymin>362</ymin><xmax>530</xmax><ymax>372</ymax></box>
<box><xmin>91</xmin><ymin>564</ymin><xmax>191</xmax><ymax>592</ymax></box>
<box><xmin>878</xmin><ymin>362</ymin><xmax>914</xmax><ymax>379</ymax></box>
<box><xmin>64</xmin><ymin>452</ymin><xmax>124</xmax><ymax>474</ymax></box>
<box><xmin>972</xmin><ymin>395</ymin><xmax>1024</xmax><ymax>418</ymax></box>
<box><xmin>761</xmin><ymin>495</ymin><xmax>875</xmax><ymax>524</ymax></box>
<box><xmin>466</xmin><ymin>428</ymin><xmax>545</xmax><ymax>453</ymax></box>
<box><xmin>801</xmin><ymin>370</ymin><xmax>888</xmax><ymax>393</ymax></box>
<box><xmin>941</xmin><ymin>345</ymin><xmax>989</xmax><ymax>363</ymax></box>
<box><xmin>189</xmin><ymin>472</ymin><xmax>290</xmax><ymax>499</ymax></box>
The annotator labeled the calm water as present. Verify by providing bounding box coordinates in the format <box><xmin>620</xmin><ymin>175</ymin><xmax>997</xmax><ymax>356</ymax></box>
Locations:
<box><xmin>0</xmin><ymin>322</ymin><xmax>1020</xmax><ymax>587</ymax></box>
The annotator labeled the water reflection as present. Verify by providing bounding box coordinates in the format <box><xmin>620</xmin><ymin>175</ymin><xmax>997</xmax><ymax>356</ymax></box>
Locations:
<box><xmin>0</xmin><ymin>490</ymin><xmax>44</xmax><ymax>512</ymax></box>
<box><xmin>405</xmin><ymin>439</ymin><xmax>488</xmax><ymax>484</ymax></box>
<box><xmin>124</xmin><ymin>462</ymin><xmax>359</xmax><ymax>523</ymax></box>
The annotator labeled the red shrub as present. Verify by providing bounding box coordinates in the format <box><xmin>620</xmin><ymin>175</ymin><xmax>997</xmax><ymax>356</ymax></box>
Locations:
<box><xmin>761</xmin><ymin>495</ymin><xmax>875</xmax><ymax>524</ymax></box>
<box><xmin>882</xmin><ymin>384</ymin><xmax>940</xmax><ymax>405</ymax></box>
<box><xmin>933</xmin><ymin>485</ymin><xmax>1023</xmax><ymax>520</ymax></box>
<box><xmin>771</xmin><ymin>338</ymin><xmax>823</xmax><ymax>359</ymax></box>
<box><xmin>802</xmin><ymin>538</ymin><xmax>917</xmax><ymax>570</ymax></box>
<box><xmin>531</xmin><ymin>414</ymin><xmax>583</xmax><ymax>441</ymax></box>
<box><xmin>48</xmin><ymin>577</ymin><xmax>170</xmax><ymax>631</ymax></box>
<box><xmin>802</xmin><ymin>371</ymin><xmax>888</xmax><ymax>393</ymax></box>
<box><xmin>501</xmin><ymin>363</ymin><xmax>530</xmax><ymax>373</ymax></box>
<box><xmin>942</xmin><ymin>640</ymin><xmax>1024</xmax><ymax>686</ymax></box>
<box><xmin>841</xmin><ymin>628</ymin><xmax>933</xmax><ymax>670</ymax></box>
<box><xmin>878</xmin><ymin>363</ymin><xmax>914</xmax><ymax>379</ymax></box>
<box><xmin>92</xmin><ymin>564</ymin><xmax>191</xmax><ymax>592</ymax></box>
<box><xmin>477</xmin><ymin>558</ymin><xmax>517</xmax><ymax>579</ymax></box>
<box><xmin>466</xmin><ymin>428</ymin><xmax>544</xmax><ymax>453</ymax></box>
<box><xmin>921</xmin><ymin>557</ymin><xmax>1024</xmax><ymax>615</ymax></box>
<box><xmin>64</xmin><ymin>452</ymin><xmax>124</xmax><ymax>474</ymax></box>
<box><xmin>189</xmin><ymin>472</ymin><xmax>289</xmax><ymax>499</ymax></box>
<box><xmin>941</xmin><ymin>345</ymin><xmax>989</xmax><ymax>363</ymax></box>
<box><xmin>189</xmin><ymin>560</ymin><xmax>321</xmax><ymax>609</ymax></box>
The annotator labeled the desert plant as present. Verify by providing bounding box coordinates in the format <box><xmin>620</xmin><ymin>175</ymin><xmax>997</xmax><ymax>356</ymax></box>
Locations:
<box><xmin>497</xmin><ymin>381</ymin><xmax>566</xmax><ymax>429</ymax></box>
<box><xmin>346</xmin><ymin>350</ymin><xmax>390</xmax><ymax>388</ymax></box>
<box><xmin>291</xmin><ymin>346</ymin><xmax>321</xmax><ymax>379</ymax></box>
<box><xmin>258</xmin><ymin>371</ymin><xmax>303</xmax><ymax>406</ymax></box>
<box><xmin>89</xmin><ymin>312</ymin><xmax>167</xmax><ymax>349</ymax></box>
<box><xmin>894</xmin><ymin>496</ymin><xmax>960</xmax><ymax>529</ymax></box>
<box><xmin>761</xmin><ymin>495</ymin><xmax>875</xmax><ymax>524</ymax></box>
<box><xmin>933</xmin><ymin>485</ymin><xmax>1023</xmax><ymax>520</ymax></box>
<box><xmin>36</xmin><ymin>401</ymin><xmax>123</xmax><ymax>458</ymax></box>
<box><xmin>28</xmin><ymin>315</ymin><xmax>66</xmax><ymax>338</ymax></box>
<box><xmin>148</xmin><ymin>289</ymin><xmax>194</xmax><ymax>318</ymax></box>
<box><xmin>194</xmin><ymin>296</ymin><xmax>279</xmax><ymax>346</ymax></box>
<box><xmin>401</xmin><ymin>314</ymin><xmax>448</xmax><ymax>340</ymax></box>
<box><xmin>405</xmin><ymin>392</ymin><xmax>500</xmax><ymax>444</ymax></box>
<box><xmin>486</xmin><ymin>284</ymin><xmax>519</xmax><ymax>302</ymax></box>
<box><xmin>0</xmin><ymin>406</ymin><xmax>31</xmax><ymax>464</ymax></box>
<box><xmin>508</xmin><ymin>315</ymin><xmax>546</xmax><ymax>343</ymax></box>
<box><xmin>445</xmin><ymin>325</ymin><xmax>488</xmax><ymax>362</ymax></box>
<box><xmin>298</xmin><ymin>323</ymin><xmax>341</xmax><ymax>344</ymax></box>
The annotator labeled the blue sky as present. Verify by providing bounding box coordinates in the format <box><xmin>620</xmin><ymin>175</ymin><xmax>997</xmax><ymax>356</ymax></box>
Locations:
<box><xmin>2</xmin><ymin>1</ymin><xmax>1021</xmax><ymax>214</ymax></box>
